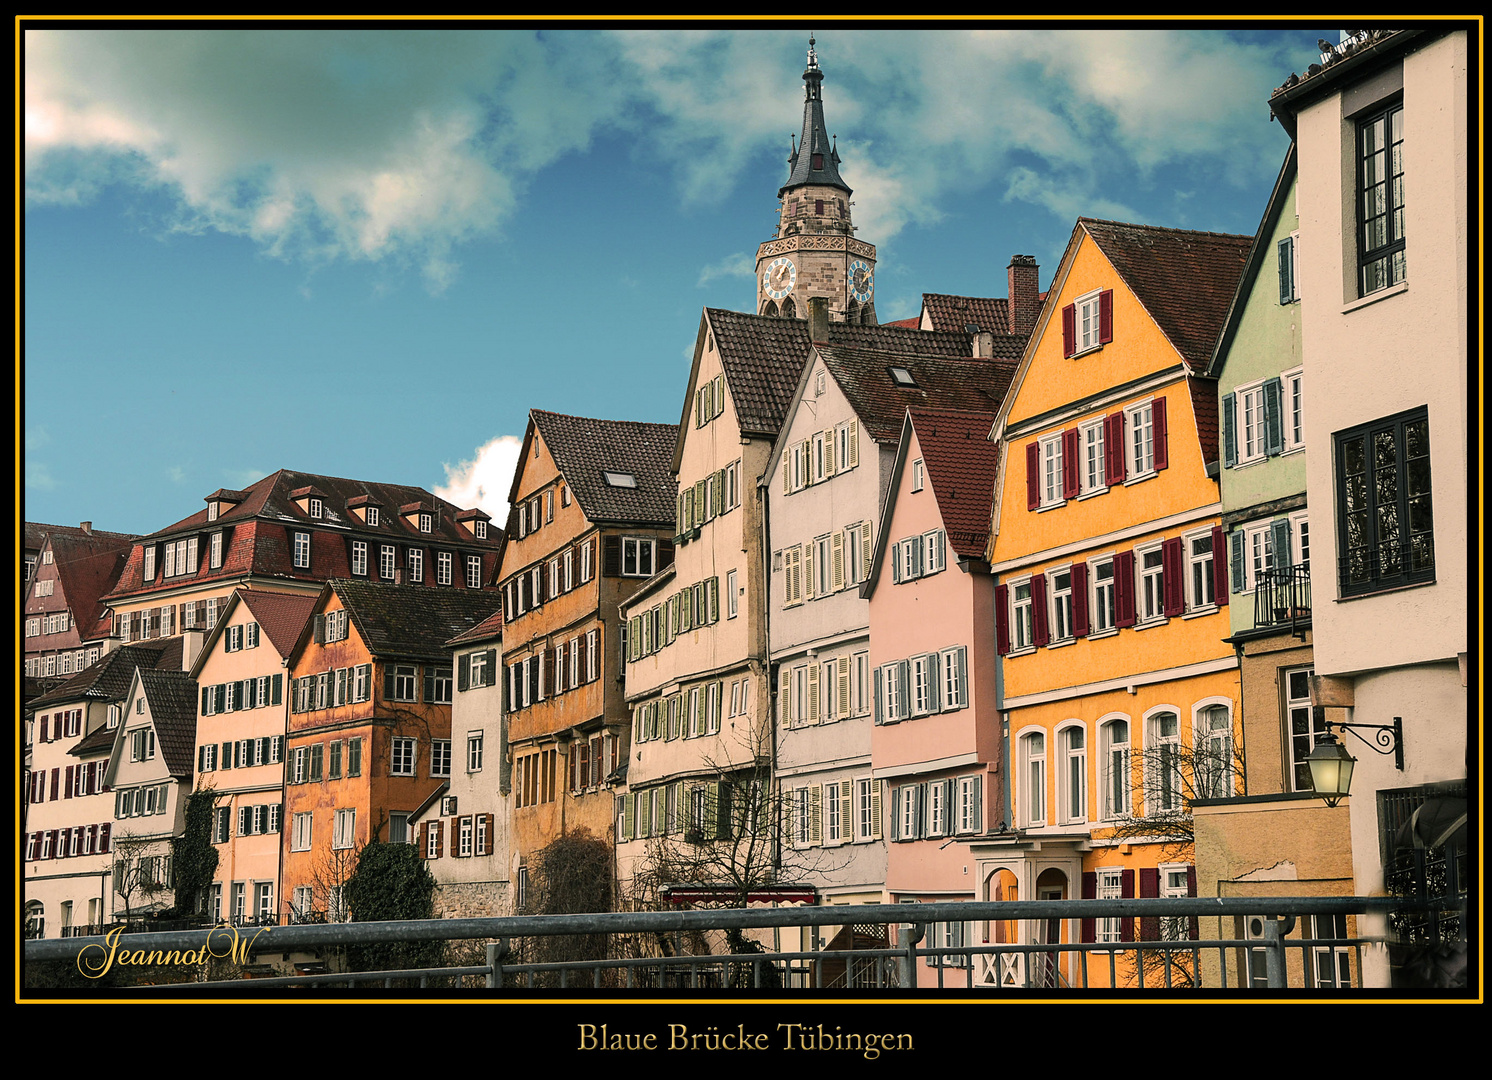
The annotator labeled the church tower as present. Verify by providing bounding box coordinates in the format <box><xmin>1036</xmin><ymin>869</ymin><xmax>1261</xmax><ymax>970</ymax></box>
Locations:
<box><xmin>756</xmin><ymin>37</ymin><xmax>877</xmax><ymax>325</ymax></box>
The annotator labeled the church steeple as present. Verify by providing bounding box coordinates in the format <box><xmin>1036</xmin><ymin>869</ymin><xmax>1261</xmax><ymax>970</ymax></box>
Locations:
<box><xmin>755</xmin><ymin>36</ymin><xmax>877</xmax><ymax>325</ymax></box>
<box><xmin>779</xmin><ymin>35</ymin><xmax>849</xmax><ymax>197</ymax></box>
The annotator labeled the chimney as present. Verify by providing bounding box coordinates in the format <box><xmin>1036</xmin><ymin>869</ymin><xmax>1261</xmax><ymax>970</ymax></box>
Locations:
<box><xmin>80</xmin><ymin>521</ymin><xmax>92</xmax><ymax>535</ymax></box>
<box><xmin>973</xmin><ymin>332</ymin><xmax>994</xmax><ymax>359</ymax></box>
<box><xmin>807</xmin><ymin>296</ymin><xmax>831</xmax><ymax>343</ymax></box>
<box><xmin>1007</xmin><ymin>255</ymin><xmax>1040</xmax><ymax>337</ymax></box>
<box><xmin>180</xmin><ymin>630</ymin><xmax>206</xmax><ymax>672</ymax></box>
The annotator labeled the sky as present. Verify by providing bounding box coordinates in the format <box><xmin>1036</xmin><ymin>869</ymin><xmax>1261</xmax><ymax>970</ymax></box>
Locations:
<box><xmin>22</xmin><ymin>22</ymin><xmax>1343</xmax><ymax>537</ymax></box>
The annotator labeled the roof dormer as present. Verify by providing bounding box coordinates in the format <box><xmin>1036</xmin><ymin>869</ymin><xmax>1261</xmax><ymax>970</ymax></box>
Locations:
<box><xmin>345</xmin><ymin>494</ymin><xmax>384</xmax><ymax>528</ymax></box>
<box><xmin>204</xmin><ymin>488</ymin><xmax>247</xmax><ymax>522</ymax></box>
<box><xmin>455</xmin><ymin>507</ymin><xmax>494</xmax><ymax>542</ymax></box>
<box><xmin>290</xmin><ymin>485</ymin><xmax>333</xmax><ymax>521</ymax></box>
<box><xmin>402</xmin><ymin>501</ymin><xmax>436</xmax><ymax>535</ymax></box>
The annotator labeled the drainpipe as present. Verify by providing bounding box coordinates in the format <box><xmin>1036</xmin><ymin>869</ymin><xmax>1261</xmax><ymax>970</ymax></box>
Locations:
<box><xmin>1233</xmin><ymin>640</ymin><xmax>1247</xmax><ymax>797</ymax></box>
<box><xmin>759</xmin><ymin>468</ymin><xmax>781</xmax><ymax>875</ymax></box>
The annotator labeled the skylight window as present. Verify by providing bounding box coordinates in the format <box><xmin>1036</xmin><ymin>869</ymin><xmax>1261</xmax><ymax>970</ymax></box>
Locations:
<box><xmin>890</xmin><ymin>366</ymin><xmax>917</xmax><ymax>387</ymax></box>
<box><xmin>603</xmin><ymin>471</ymin><xmax>637</xmax><ymax>488</ymax></box>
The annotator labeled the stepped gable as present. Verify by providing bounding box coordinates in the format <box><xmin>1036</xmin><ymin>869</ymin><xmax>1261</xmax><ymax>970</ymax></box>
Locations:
<box><xmin>529</xmin><ymin>411</ymin><xmax>677</xmax><ymax>528</ymax></box>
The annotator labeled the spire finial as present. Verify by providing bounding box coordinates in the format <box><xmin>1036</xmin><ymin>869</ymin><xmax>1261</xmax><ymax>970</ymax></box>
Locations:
<box><xmin>807</xmin><ymin>34</ymin><xmax>817</xmax><ymax>70</ymax></box>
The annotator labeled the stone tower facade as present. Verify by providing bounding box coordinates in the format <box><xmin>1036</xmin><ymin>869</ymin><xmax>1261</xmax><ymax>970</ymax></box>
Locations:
<box><xmin>756</xmin><ymin>38</ymin><xmax>877</xmax><ymax>327</ymax></box>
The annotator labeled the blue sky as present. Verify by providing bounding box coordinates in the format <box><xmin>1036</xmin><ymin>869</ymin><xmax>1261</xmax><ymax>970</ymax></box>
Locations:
<box><xmin>23</xmin><ymin>24</ymin><xmax>1340</xmax><ymax>536</ymax></box>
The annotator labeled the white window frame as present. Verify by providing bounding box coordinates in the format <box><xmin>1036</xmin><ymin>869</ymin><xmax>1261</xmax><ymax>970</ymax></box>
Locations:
<box><xmin>1185</xmin><ymin>528</ymin><xmax>1217</xmax><ymax>612</ymax></box>
<box><xmin>1243</xmin><ymin>521</ymin><xmax>1275</xmax><ymax>592</ymax></box>
<box><xmin>1038</xmin><ymin>432</ymin><xmax>1064</xmax><ymax>508</ymax></box>
<box><xmin>1079</xmin><ymin>418</ymin><xmax>1108</xmax><ymax>496</ymax></box>
<box><xmin>293</xmin><ymin>532</ymin><xmax>311</xmax><ymax>569</ymax></box>
<box><xmin>1281</xmin><ymin>366</ymin><xmax>1305</xmax><ymax>453</ymax></box>
<box><xmin>1099</xmin><ymin>714</ymin><xmax>1131</xmax><ymax>821</ymax></box>
<box><xmin>1096</xmin><ymin>868</ymin><xmax>1124</xmax><ymax>945</ymax></box>
<box><xmin>1234</xmin><ymin>380</ymin><xmax>1268</xmax><ymax>466</ymax></box>
<box><xmin>1048</xmin><ymin>566</ymin><xmax>1073</xmax><ymax>642</ymax></box>
<box><xmin>1074</xmin><ymin>288</ymin><xmax>1104</xmax><ymax>354</ymax></box>
<box><xmin>391</xmin><ymin>737</ymin><xmax>417</xmax><ymax>777</ymax></box>
<box><xmin>1136</xmin><ymin>542</ymin><xmax>1166</xmax><ymax>624</ymax></box>
<box><xmin>1144</xmin><ymin>708</ymin><xmax>1184</xmax><ymax>817</ymax></box>
<box><xmin>332</xmin><ymin>808</ymin><xmax>356</xmax><ymax>850</ymax></box>
<box><xmin>855</xmin><ymin>777</ymin><xmax>881</xmax><ymax>841</ymax></box>
<box><xmin>291</xmin><ymin>812</ymin><xmax>313</xmax><ymax>852</ymax></box>
<box><xmin>1124</xmin><ymin>400</ymin><xmax>1155</xmax><ymax>479</ymax></box>
<box><xmin>431</xmin><ymin>739</ymin><xmax>451</xmax><ymax>778</ymax></box>
<box><xmin>437</xmin><ymin>551</ymin><xmax>453</xmax><ymax>586</ymax></box>
<box><xmin>1010</xmin><ymin>578</ymin><xmax>1034</xmax><ymax>652</ymax></box>
<box><xmin>621</xmin><ymin>537</ymin><xmax>656</xmax><ymax>578</ymax></box>
<box><xmin>468</xmin><ymin>732</ymin><xmax>484</xmax><ymax>772</ymax></box>
<box><xmin>1057</xmin><ymin>721</ymin><xmax>1087</xmax><ymax>825</ymax></box>
<box><xmin>1289</xmin><ymin>511</ymin><xmax>1311</xmax><ymax>573</ymax></box>
<box><xmin>911</xmin><ymin>459</ymin><xmax>924</xmax><ymax>492</ymax></box>
<box><xmin>1020</xmin><ymin>729</ymin><xmax>1046</xmax><ymax>828</ymax></box>
<box><xmin>1192</xmin><ymin>698</ymin><xmax>1235</xmax><ymax>800</ymax></box>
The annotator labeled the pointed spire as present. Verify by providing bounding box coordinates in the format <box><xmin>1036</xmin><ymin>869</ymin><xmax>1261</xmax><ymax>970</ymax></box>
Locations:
<box><xmin>779</xmin><ymin>35</ymin><xmax>850</xmax><ymax>197</ymax></box>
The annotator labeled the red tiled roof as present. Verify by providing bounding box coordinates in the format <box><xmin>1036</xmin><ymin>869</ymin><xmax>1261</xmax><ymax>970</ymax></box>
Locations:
<box><xmin>817</xmin><ymin>347</ymin><xmax>1018</xmax><ymax>444</ymax></box>
<box><xmin>447</xmin><ymin>606</ymin><xmax>505</xmax><ymax>647</ymax></box>
<box><xmin>529</xmin><ymin>411</ymin><xmax>677</xmax><ymax>527</ymax></box>
<box><xmin>31</xmin><ymin>531</ymin><xmax>135</xmax><ymax>635</ymax></box>
<box><xmin>908</xmin><ymin>409</ymin><xmax>1002</xmax><ymax>560</ymax></box>
<box><xmin>1079</xmin><ymin>219</ymin><xmax>1251</xmax><ymax>372</ymax></box>
<box><xmin>137</xmin><ymin>668</ymin><xmax>200</xmax><ymax>778</ymax></box>
<box><xmin>921</xmin><ymin>293</ymin><xmax>1011</xmax><ymax>335</ymax></box>
<box><xmin>236</xmin><ymin>590</ymin><xmax>319</xmax><ymax>659</ymax></box>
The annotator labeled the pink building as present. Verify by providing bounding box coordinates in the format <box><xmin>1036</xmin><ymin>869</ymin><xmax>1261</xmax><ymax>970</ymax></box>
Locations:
<box><xmin>863</xmin><ymin>407</ymin><xmax>1004</xmax><ymax>984</ymax></box>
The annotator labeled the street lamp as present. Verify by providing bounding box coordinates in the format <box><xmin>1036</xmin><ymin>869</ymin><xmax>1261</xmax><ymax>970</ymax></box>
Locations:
<box><xmin>1306</xmin><ymin>730</ymin><xmax>1356</xmax><ymax>807</ymax></box>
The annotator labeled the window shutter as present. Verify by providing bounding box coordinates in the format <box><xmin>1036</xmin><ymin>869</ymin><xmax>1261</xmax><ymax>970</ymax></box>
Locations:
<box><xmin>870</xmin><ymin>779</ymin><xmax>884</xmax><ymax>839</ymax></box>
<box><xmin>313</xmin><ymin>614</ymin><xmax>325</xmax><ymax>644</ymax></box>
<box><xmin>1278</xmin><ymin>237</ymin><xmax>1294</xmax><ymax>304</ymax></box>
<box><xmin>872</xmin><ymin>665</ymin><xmax>883</xmax><ymax>725</ymax></box>
<box><xmin>891</xmin><ymin>542</ymin><xmax>902</xmax><ymax>585</ymax></box>
<box><xmin>1162</xmin><ymin>537</ymin><xmax>1186</xmax><ymax>617</ymax></box>
<box><xmin>1151</xmin><ymin>397</ymin><xmax>1168</xmax><ymax>471</ymax></box>
<box><xmin>1105</xmin><ymin>412</ymin><xmax>1126</xmax><ymax>485</ymax></box>
<box><xmin>1114</xmin><ymin>550</ymin><xmax>1137</xmax><ymax>628</ymax></box>
<box><xmin>807</xmin><ymin>664</ymin><xmax>820</xmax><ymax>724</ymax></box>
<box><xmin>804</xmin><ymin>544</ymin><xmax>816</xmax><ymax>600</ymax></box>
<box><xmin>1212</xmin><ymin>525</ymin><xmax>1229</xmax><ymax>606</ymax></box>
<box><xmin>860</xmin><ymin>520</ymin><xmax>873</xmax><ymax>572</ymax></box>
<box><xmin>222</xmin><ymin>741</ymin><xmax>233</xmax><ymax>770</ymax></box>
<box><xmin>895</xmin><ymin>661</ymin><xmax>910</xmax><ymax>721</ymax></box>
<box><xmin>1120</xmin><ymin>868</ymin><xmax>1135</xmax><ymax>942</ymax></box>
<box><xmin>602</xmin><ymin>536</ymin><xmax>621</xmax><ymax>576</ymax></box>
<box><xmin>995</xmin><ymin>584</ymin><xmax>1010</xmax><ymax>656</ymax></box>
<box><xmin>1071</xmin><ymin>561</ymin><xmax>1089</xmax><ymax>637</ymax></box>
<box><xmin>1263</xmin><ymin>377</ymin><xmax>1283</xmax><ymax>456</ymax></box>
<box><xmin>1061</xmin><ymin>303</ymin><xmax>1076</xmax><ymax>358</ymax></box>
<box><xmin>434</xmin><ymin>821</ymin><xmax>444</xmax><ymax>858</ymax></box>
<box><xmin>1025</xmin><ymin>442</ymin><xmax>1041</xmax><ymax>510</ymax></box>
<box><xmin>458</xmin><ymin>654</ymin><xmax>470</xmax><ymax>692</ymax></box>
<box><xmin>658</xmin><ymin>538</ymin><xmax>674</xmax><ymax>570</ymax></box>
<box><xmin>1139</xmin><ymin>867</ymin><xmax>1160</xmax><ymax>942</ymax></box>
<box><xmin>847</xmin><ymin>421</ymin><xmax>859</xmax><ymax>468</ymax></box>
<box><xmin>1062</xmin><ymin>428</ymin><xmax>1080</xmax><ymax>500</ymax></box>
<box><xmin>1098</xmin><ymin>289</ymin><xmax>1114</xmax><ymax>344</ymax></box>
<box><xmin>888</xmin><ymin>786</ymin><xmax>900</xmax><ymax>841</ymax></box>
<box><xmin>1272</xmin><ymin>517</ymin><xmax>1293</xmax><ymax>570</ymax></box>
<box><xmin>1081</xmin><ymin>871</ymin><xmax>1097</xmax><ymax>943</ymax></box>
<box><xmin>1229</xmin><ymin>529</ymin><xmax>1245</xmax><ymax>594</ymax></box>
<box><xmin>1221</xmin><ymin>392</ymin><xmax>1237</xmax><ymax>469</ymax></box>
<box><xmin>63</xmin><ymin>766</ymin><xmax>73</xmax><ymax>799</ymax></box>
<box><xmin>831</xmin><ymin>531</ymin><xmax>845</xmax><ymax>592</ymax></box>
<box><xmin>1031</xmin><ymin>573</ymin><xmax>1049</xmax><ymax>648</ymax></box>
<box><xmin>99</xmin><ymin>823</ymin><xmax>111</xmax><ymax>853</ymax></box>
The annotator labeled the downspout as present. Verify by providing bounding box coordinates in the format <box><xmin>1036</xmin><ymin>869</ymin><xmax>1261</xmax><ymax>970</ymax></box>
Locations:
<box><xmin>759</xmin><ymin>470</ymin><xmax>781</xmax><ymax>876</ymax></box>
<box><xmin>1233</xmin><ymin>640</ymin><xmax>1247</xmax><ymax>797</ymax></box>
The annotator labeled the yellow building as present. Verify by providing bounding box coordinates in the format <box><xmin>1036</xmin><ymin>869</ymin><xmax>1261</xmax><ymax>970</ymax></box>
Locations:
<box><xmin>975</xmin><ymin>219</ymin><xmax>1250</xmax><ymax>989</ymax></box>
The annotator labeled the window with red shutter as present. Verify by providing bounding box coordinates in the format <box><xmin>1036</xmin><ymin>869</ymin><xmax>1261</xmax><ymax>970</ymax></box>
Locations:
<box><xmin>1062</xmin><ymin>303</ymin><xmax>1076</xmax><ymax>358</ymax></box>
<box><xmin>1152</xmin><ymin>397</ymin><xmax>1169</xmax><ymax>472</ymax></box>
<box><xmin>1105</xmin><ymin>412</ymin><xmax>1126</xmax><ymax>485</ymax></box>
<box><xmin>1062</xmin><ymin>428</ymin><xmax>1081</xmax><ymax>501</ymax></box>
<box><xmin>1114</xmin><ymin>551</ymin><xmax>1137</xmax><ymax>628</ymax></box>
<box><xmin>1162</xmin><ymin>537</ymin><xmax>1186</xmax><ymax>618</ymax></box>
<box><xmin>995</xmin><ymin>584</ymin><xmax>1010</xmax><ymax>656</ymax></box>
<box><xmin>1031</xmin><ymin>573</ymin><xmax>1050</xmax><ymax>648</ymax></box>
<box><xmin>1026</xmin><ymin>443</ymin><xmax>1041</xmax><ymax>510</ymax></box>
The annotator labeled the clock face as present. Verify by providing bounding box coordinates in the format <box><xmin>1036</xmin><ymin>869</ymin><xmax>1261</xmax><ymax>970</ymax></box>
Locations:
<box><xmin>848</xmin><ymin>260</ymin><xmax>874</xmax><ymax>303</ymax></box>
<box><xmin>763</xmin><ymin>256</ymin><xmax>796</xmax><ymax>300</ymax></box>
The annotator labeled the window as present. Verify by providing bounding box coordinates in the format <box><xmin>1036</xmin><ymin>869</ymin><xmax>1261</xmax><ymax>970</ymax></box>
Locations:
<box><xmin>1308</xmin><ymin>913</ymin><xmax>1353</xmax><ymax>987</ymax></box>
<box><xmin>1235</xmin><ymin>382</ymin><xmax>1267</xmax><ymax>466</ymax></box>
<box><xmin>1282</xmin><ymin>368</ymin><xmax>1305</xmax><ymax>453</ymax></box>
<box><xmin>1137</xmin><ymin>544</ymin><xmax>1165</xmax><ymax>623</ymax></box>
<box><xmin>333</xmin><ymin>808</ymin><xmax>356</xmax><ymax>849</ymax></box>
<box><xmin>431</xmin><ymin>740</ymin><xmax>451</xmax><ymax>778</ymax></box>
<box><xmin>466</xmin><ymin>555</ymin><xmax>483</xmax><ymax>589</ymax></box>
<box><xmin>911</xmin><ymin>459</ymin><xmax>924</xmax><ymax>492</ymax></box>
<box><xmin>890</xmin><ymin>366</ymin><xmax>916</xmax><ymax>387</ymax></box>
<box><xmin>1357</xmin><ymin>100</ymin><xmax>1405</xmax><ymax>295</ymax></box>
<box><xmin>1335</xmin><ymin>407</ymin><xmax>1434</xmax><ymax>595</ymax></box>
<box><xmin>1241</xmin><ymin>521</ymin><xmax>1274</xmax><ymax>593</ymax></box>
<box><xmin>436</xmin><ymin>551</ymin><xmax>453</xmax><ymax>586</ymax></box>
<box><xmin>293</xmin><ymin>811</ymin><xmax>314</xmax><ymax>853</ymax></box>
<box><xmin>956</xmin><ymin>775</ymin><xmax>982</xmax><ymax>834</ymax></box>
<box><xmin>1059</xmin><ymin>725</ymin><xmax>1087</xmax><ymax>824</ymax></box>
<box><xmin>856</xmin><ymin>778</ymin><xmax>882</xmax><ymax>841</ymax></box>
<box><xmin>293</xmin><ymin>532</ymin><xmax>311</xmax><ymax>569</ymax></box>
<box><xmin>419</xmin><ymin>512</ymin><xmax>433</xmax><ymax>533</ymax></box>
<box><xmin>1160</xmin><ymin>865</ymin><xmax>1192</xmax><ymax>941</ymax></box>
<box><xmin>1074</xmin><ymin>289</ymin><xmax>1107</xmax><ymax>354</ymax></box>
<box><xmin>378</xmin><ymin>545</ymin><xmax>395</xmax><ymax>580</ymax></box>
<box><xmin>1284</xmin><ymin>666</ymin><xmax>1324</xmax><ymax>792</ymax></box>
<box><xmin>621</xmin><ymin>537</ymin><xmax>656</xmax><ymax>578</ymax></box>
<box><xmin>347</xmin><ymin>737</ymin><xmax>362</xmax><ymax>777</ymax></box>
<box><xmin>1039</xmin><ymin>433</ymin><xmax>1064</xmax><ymax>507</ymax></box>
<box><xmin>922</xmin><ymin>530</ymin><xmax>946</xmax><ymax>575</ymax></box>
<box><xmin>407</xmin><ymin>547</ymin><xmax>423</xmax><ymax>583</ymax></box>
<box><xmin>1194</xmin><ymin>703</ymin><xmax>1234</xmax><ymax>800</ymax></box>
<box><xmin>1096</xmin><ymin>868</ymin><xmax>1123</xmax><ymax>944</ymax></box>
<box><xmin>391</xmin><ymin>738</ymin><xmax>416</xmax><ymax>777</ymax></box>
<box><xmin>388</xmin><ymin>664</ymin><xmax>418</xmax><ymax>702</ymax></box>
<box><xmin>1090</xmin><ymin>557</ymin><xmax>1117</xmax><ymax>634</ymax></box>
<box><xmin>467</xmin><ymin>732</ymin><xmax>484</xmax><ymax>772</ymax></box>
<box><xmin>129</xmin><ymin>728</ymin><xmax>156</xmax><ymax>762</ymax></box>
<box><xmin>210</xmin><ymin>530</ymin><xmax>224</xmax><ymax>569</ymax></box>
<box><xmin>1079</xmin><ymin>419</ymin><xmax>1107</xmax><ymax>495</ymax></box>
<box><xmin>366</xmin><ymin>506</ymin><xmax>379</xmax><ymax>527</ymax></box>
<box><xmin>725</xmin><ymin>568</ymin><xmax>738</xmax><ymax>618</ymax></box>
<box><xmin>1126</xmin><ymin>401</ymin><xmax>1155</xmax><ymax>478</ymax></box>
<box><xmin>909</xmin><ymin>655</ymin><xmax>938</xmax><ymax>717</ymax></box>
<box><xmin>1011</xmin><ymin>580</ymin><xmax>1034</xmax><ymax>651</ymax></box>
<box><xmin>1186</xmin><ymin>531</ymin><xmax>1216</xmax><ymax>610</ymax></box>
<box><xmin>1049</xmin><ymin>568</ymin><xmax>1073</xmax><ymax>641</ymax></box>
<box><xmin>939</xmin><ymin>647</ymin><xmax>967</xmax><ymax>711</ymax></box>
<box><xmin>1021</xmin><ymin>732</ymin><xmax>1046</xmax><ymax>827</ymax></box>
<box><xmin>1145</xmin><ymin>711</ymin><xmax>1183</xmax><ymax>816</ymax></box>
<box><xmin>1100</xmin><ymin>717</ymin><xmax>1131</xmax><ymax>820</ymax></box>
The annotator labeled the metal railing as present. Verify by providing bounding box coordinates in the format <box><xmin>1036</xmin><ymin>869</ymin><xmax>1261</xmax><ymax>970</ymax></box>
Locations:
<box><xmin>23</xmin><ymin>895</ymin><xmax>1462</xmax><ymax>992</ymax></box>
<box><xmin>1252</xmin><ymin>564</ymin><xmax>1311</xmax><ymax>634</ymax></box>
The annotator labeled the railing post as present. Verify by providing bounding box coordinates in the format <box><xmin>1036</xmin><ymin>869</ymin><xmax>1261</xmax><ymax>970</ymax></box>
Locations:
<box><xmin>897</xmin><ymin>923</ymin><xmax>924</xmax><ymax>989</ymax></box>
<box><xmin>1262</xmin><ymin>915</ymin><xmax>1296</xmax><ymax>988</ymax></box>
<box><xmin>486</xmin><ymin>941</ymin><xmax>500</xmax><ymax>989</ymax></box>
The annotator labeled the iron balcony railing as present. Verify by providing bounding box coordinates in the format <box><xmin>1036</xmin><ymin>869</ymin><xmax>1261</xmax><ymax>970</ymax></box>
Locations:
<box><xmin>23</xmin><ymin>895</ymin><xmax>1461</xmax><ymax>992</ymax></box>
<box><xmin>1252</xmin><ymin>564</ymin><xmax>1311</xmax><ymax>632</ymax></box>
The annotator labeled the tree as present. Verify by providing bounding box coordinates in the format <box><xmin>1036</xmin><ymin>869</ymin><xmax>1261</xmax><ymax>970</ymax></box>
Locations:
<box><xmin>168</xmin><ymin>785</ymin><xmax>220</xmax><ymax>919</ymax></box>
<box><xmin>111</xmin><ymin>831</ymin><xmax>173</xmax><ymax>925</ymax></box>
<box><xmin>514</xmin><ymin>827</ymin><xmax>614</xmax><ymax>986</ymax></box>
<box><xmin>341</xmin><ymin>839</ymin><xmax>441</xmax><ymax>975</ymax></box>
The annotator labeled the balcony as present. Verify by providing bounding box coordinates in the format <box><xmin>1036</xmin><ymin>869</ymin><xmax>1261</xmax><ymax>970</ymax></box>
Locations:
<box><xmin>1252</xmin><ymin>565</ymin><xmax>1312</xmax><ymax>635</ymax></box>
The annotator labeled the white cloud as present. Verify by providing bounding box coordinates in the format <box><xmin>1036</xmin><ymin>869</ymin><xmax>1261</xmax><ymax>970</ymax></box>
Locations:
<box><xmin>25</xmin><ymin>461</ymin><xmax>57</xmax><ymax>491</ymax></box>
<box><xmin>434</xmin><ymin>434</ymin><xmax>523</xmax><ymax>524</ymax></box>
<box><xmin>696</xmin><ymin>251</ymin><xmax>755</xmax><ymax>288</ymax></box>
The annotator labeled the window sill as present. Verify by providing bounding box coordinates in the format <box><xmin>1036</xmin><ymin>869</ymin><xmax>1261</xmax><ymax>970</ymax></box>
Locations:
<box><xmin>1076</xmin><ymin>487</ymin><xmax>1109</xmax><ymax>501</ymax></box>
<box><xmin>1070</xmin><ymin>343</ymin><xmax>1104</xmax><ymax>360</ymax></box>
<box><xmin>1123</xmin><ymin>471</ymin><xmax>1157</xmax><ymax>487</ymax></box>
<box><xmin>1131</xmin><ymin>617</ymin><xmax>1169</xmax><ymax>631</ymax></box>
<box><xmin>1342</xmin><ymin>279</ymin><xmax>1408</xmax><ymax>314</ymax></box>
<box><xmin>1232</xmin><ymin>455</ymin><xmax>1266</xmax><ymax>470</ymax></box>
<box><xmin>1005</xmin><ymin>645</ymin><xmax>1037</xmax><ymax>659</ymax></box>
<box><xmin>1336</xmin><ymin>576</ymin><xmax>1437</xmax><ymax>602</ymax></box>
<box><xmin>1045</xmin><ymin>637</ymin><xmax>1075</xmax><ymax>650</ymax></box>
<box><xmin>1181</xmin><ymin>605</ymin><xmax>1219</xmax><ymax>620</ymax></box>
<box><xmin>1037</xmin><ymin>500</ymin><xmax>1067</xmax><ymax>513</ymax></box>
<box><xmin>1085</xmin><ymin>627</ymin><xmax>1119</xmax><ymax>641</ymax></box>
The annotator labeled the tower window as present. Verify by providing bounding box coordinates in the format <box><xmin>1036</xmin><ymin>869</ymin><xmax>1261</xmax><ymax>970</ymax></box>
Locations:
<box><xmin>812</xmin><ymin>153</ymin><xmax>823</xmax><ymax>170</ymax></box>
<box><xmin>815</xmin><ymin>199</ymin><xmax>824</xmax><ymax>215</ymax></box>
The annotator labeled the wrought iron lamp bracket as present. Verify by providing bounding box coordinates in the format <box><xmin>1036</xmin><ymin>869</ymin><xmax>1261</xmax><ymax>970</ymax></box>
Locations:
<box><xmin>1326</xmin><ymin>716</ymin><xmax>1404</xmax><ymax>771</ymax></box>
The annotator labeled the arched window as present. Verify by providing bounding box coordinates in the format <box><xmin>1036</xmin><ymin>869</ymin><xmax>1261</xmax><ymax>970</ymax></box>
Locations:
<box><xmin>761</xmin><ymin>299</ymin><xmax>779</xmax><ymax>318</ymax></box>
<box><xmin>847</xmin><ymin>300</ymin><xmax>861</xmax><ymax>325</ymax></box>
<box><xmin>1099</xmin><ymin>716</ymin><xmax>1131</xmax><ymax>820</ymax></box>
<box><xmin>24</xmin><ymin>901</ymin><xmax>44</xmax><ymax>940</ymax></box>
<box><xmin>781</xmin><ymin>295</ymin><xmax>797</xmax><ymax>319</ymax></box>
<box><xmin>1145</xmin><ymin>709</ymin><xmax>1183</xmax><ymax>815</ymax></box>
<box><xmin>1058</xmin><ymin>724</ymin><xmax>1087</xmax><ymax>824</ymax></box>
<box><xmin>1021</xmin><ymin>731</ymin><xmax>1046</xmax><ymax>827</ymax></box>
<box><xmin>1193</xmin><ymin>702</ymin><xmax>1235</xmax><ymax>799</ymax></box>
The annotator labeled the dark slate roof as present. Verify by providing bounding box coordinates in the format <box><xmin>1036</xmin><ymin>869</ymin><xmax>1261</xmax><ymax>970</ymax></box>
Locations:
<box><xmin>908</xmin><ymin>409</ymin><xmax>1002</xmax><ymax>560</ymax></box>
<box><xmin>238</xmin><ymin>590</ymin><xmax>319</xmax><ymax>658</ymax></box>
<box><xmin>72</xmin><ymin>722</ymin><xmax>118</xmax><ymax>757</ymax></box>
<box><xmin>331</xmin><ymin>580</ymin><xmax>504</xmax><ymax>664</ymax></box>
<box><xmin>818</xmin><ymin>346</ymin><xmax>1019</xmax><ymax>444</ymax></box>
<box><xmin>921</xmin><ymin>294</ymin><xmax>1011</xmax><ymax>335</ymax></box>
<box><xmin>28</xmin><ymin>639</ymin><xmax>185</xmax><ymax>713</ymax></box>
<box><xmin>104</xmin><ymin>468</ymin><xmax>505</xmax><ymax>603</ymax></box>
<box><xmin>530</xmin><ymin>411</ymin><xmax>677</xmax><ymax>528</ymax></box>
<box><xmin>138</xmin><ymin>668</ymin><xmax>200</xmax><ymax>778</ymax></box>
<box><xmin>780</xmin><ymin>38</ymin><xmax>849</xmax><ymax>196</ymax></box>
<box><xmin>704</xmin><ymin>309</ymin><xmax>977</xmax><ymax>439</ymax></box>
<box><xmin>1080</xmin><ymin>219</ymin><xmax>1251</xmax><ymax>372</ymax></box>
<box><xmin>447</xmin><ymin>607</ymin><xmax>505</xmax><ymax>648</ymax></box>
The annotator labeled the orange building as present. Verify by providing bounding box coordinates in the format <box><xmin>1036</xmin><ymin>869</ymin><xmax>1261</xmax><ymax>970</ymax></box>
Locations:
<box><xmin>497</xmin><ymin>410</ymin><xmax>676</xmax><ymax>902</ymax></box>
<box><xmin>280</xmin><ymin>580</ymin><xmax>501</xmax><ymax>922</ymax></box>
<box><xmin>979</xmin><ymin>219</ymin><xmax>1249</xmax><ymax>988</ymax></box>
